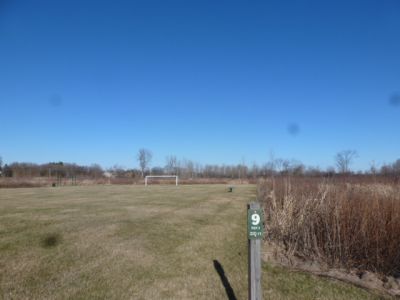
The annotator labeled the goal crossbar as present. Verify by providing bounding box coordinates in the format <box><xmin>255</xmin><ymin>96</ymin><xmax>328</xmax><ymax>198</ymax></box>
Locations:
<box><xmin>145</xmin><ymin>175</ymin><xmax>178</xmax><ymax>186</ymax></box>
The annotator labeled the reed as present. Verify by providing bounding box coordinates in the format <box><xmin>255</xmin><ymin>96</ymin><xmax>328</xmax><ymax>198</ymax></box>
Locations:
<box><xmin>258</xmin><ymin>176</ymin><xmax>400</xmax><ymax>276</ymax></box>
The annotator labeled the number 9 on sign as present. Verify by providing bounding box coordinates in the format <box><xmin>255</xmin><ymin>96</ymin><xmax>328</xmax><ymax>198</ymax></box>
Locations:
<box><xmin>251</xmin><ymin>213</ymin><xmax>260</xmax><ymax>225</ymax></box>
<box><xmin>248</xmin><ymin>207</ymin><xmax>263</xmax><ymax>239</ymax></box>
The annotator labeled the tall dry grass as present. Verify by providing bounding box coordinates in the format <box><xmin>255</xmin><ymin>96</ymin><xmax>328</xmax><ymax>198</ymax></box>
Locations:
<box><xmin>258</xmin><ymin>176</ymin><xmax>400</xmax><ymax>276</ymax></box>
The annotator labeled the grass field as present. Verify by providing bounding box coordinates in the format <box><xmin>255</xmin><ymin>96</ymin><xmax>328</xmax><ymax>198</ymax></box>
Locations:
<box><xmin>0</xmin><ymin>185</ymin><xmax>385</xmax><ymax>299</ymax></box>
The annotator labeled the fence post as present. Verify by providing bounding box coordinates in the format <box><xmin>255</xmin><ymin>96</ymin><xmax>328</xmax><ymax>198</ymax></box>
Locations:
<box><xmin>248</xmin><ymin>202</ymin><xmax>263</xmax><ymax>300</ymax></box>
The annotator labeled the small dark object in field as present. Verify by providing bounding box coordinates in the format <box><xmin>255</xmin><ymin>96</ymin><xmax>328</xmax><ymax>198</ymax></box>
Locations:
<box><xmin>52</xmin><ymin>182</ymin><xmax>56</xmax><ymax>187</ymax></box>
<box><xmin>228</xmin><ymin>186</ymin><xmax>234</xmax><ymax>192</ymax></box>
<box><xmin>41</xmin><ymin>233</ymin><xmax>61</xmax><ymax>248</ymax></box>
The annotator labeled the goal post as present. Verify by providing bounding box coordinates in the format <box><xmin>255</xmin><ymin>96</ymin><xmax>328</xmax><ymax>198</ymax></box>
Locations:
<box><xmin>145</xmin><ymin>175</ymin><xmax>178</xmax><ymax>186</ymax></box>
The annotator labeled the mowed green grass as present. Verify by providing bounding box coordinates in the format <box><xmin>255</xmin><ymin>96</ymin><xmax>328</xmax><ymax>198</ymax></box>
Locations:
<box><xmin>0</xmin><ymin>185</ymin><xmax>385</xmax><ymax>299</ymax></box>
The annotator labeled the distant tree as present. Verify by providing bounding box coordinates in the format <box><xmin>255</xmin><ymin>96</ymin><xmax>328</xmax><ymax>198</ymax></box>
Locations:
<box><xmin>110</xmin><ymin>165</ymin><xmax>126</xmax><ymax>178</ymax></box>
<box><xmin>238</xmin><ymin>157</ymin><xmax>247</xmax><ymax>182</ymax></box>
<box><xmin>151</xmin><ymin>166</ymin><xmax>164</xmax><ymax>175</ymax></box>
<box><xmin>88</xmin><ymin>164</ymin><xmax>103</xmax><ymax>178</ymax></box>
<box><xmin>380</xmin><ymin>164</ymin><xmax>392</xmax><ymax>175</ymax></box>
<box><xmin>3</xmin><ymin>164</ymin><xmax>12</xmax><ymax>177</ymax></box>
<box><xmin>381</xmin><ymin>159</ymin><xmax>400</xmax><ymax>175</ymax></box>
<box><xmin>305</xmin><ymin>166</ymin><xmax>322</xmax><ymax>176</ymax></box>
<box><xmin>335</xmin><ymin>150</ymin><xmax>358</xmax><ymax>173</ymax></box>
<box><xmin>281</xmin><ymin>159</ymin><xmax>291</xmax><ymax>174</ymax></box>
<box><xmin>261</xmin><ymin>162</ymin><xmax>275</xmax><ymax>176</ymax></box>
<box><xmin>369</xmin><ymin>160</ymin><xmax>378</xmax><ymax>175</ymax></box>
<box><xmin>137</xmin><ymin>148</ymin><xmax>152</xmax><ymax>178</ymax></box>
<box><xmin>165</xmin><ymin>155</ymin><xmax>178</xmax><ymax>175</ymax></box>
<box><xmin>291</xmin><ymin>162</ymin><xmax>305</xmax><ymax>176</ymax></box>
<box><xmin>251</xmin><ymin>162</ymin><xmax>259</xmax><ymax>179</ymax></box>
<box><xmin>185</xmin><ymin>160</ymin><xmax>195</xmax><ymax>179</ymax></box>
<box><xmin>0</xmin><ymin>156</ymin><xmax>2</xmax><ymax>176</ymax></box>
<box><xmin>194</xmin><ymin>162</ymin><xmax>202</xmax><ymax>178</ymax></box>
<box><xmin>271</xmin><ymin>158</ymin><xmax>285</xmax><ymax>174</ymax></box>
<box><xmin>178</xmin><ymin>159</ymin><xmax>194</xmax><ymax>179</ymax></box>
<box><xmin>326</xmin><ymin>166</ymin><xmax>336</xmax><ymax>177</ymax></box>
<box><xmin>393</xmin><ymin>159</ymin><xmax>400</xmax><ymax>174</ymax></box>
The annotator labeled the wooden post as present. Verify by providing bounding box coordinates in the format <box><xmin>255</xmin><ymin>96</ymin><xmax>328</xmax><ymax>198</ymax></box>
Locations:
<box><xmin>248</xmin><ymin>202</ymin><xmax>262</xmax><ymax>300</ymax></box>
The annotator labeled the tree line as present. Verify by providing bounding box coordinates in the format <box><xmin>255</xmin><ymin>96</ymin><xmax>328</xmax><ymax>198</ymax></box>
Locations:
<box><xmin>1</xmin><ymin>149</ymin><xmax>399</xmax><ymax>180</ymax></box>
<box><xmin>0</xmin><ymin>161</ymin><xmax>104</xmax><ymax>179</ymax></box>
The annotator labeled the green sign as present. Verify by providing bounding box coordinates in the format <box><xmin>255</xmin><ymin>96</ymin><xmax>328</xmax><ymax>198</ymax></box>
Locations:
<box><xmin>247</xmin><ymin>208</ymin><xmax>264</xmax><ymax>240</ymax></box>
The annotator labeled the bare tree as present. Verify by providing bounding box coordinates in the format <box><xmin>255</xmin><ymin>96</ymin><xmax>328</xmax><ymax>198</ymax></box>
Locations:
<box><xmin>251</xmin><ymin>162</ymin><xmax>259</xmax><ymax>179</ymax></box>
<box><xmin>165</xmin><ymin>155</ymin><xmax>178</xmax><ymax>175</ymax></box>
<box><xmin>180</xmin><ymin>159</ymin><xmax>194</xmax><ymax>179</ymax></box>
<box><xmin>137</xmin><ymin>148</ymin><xmax>152</xmax><ymax>177</ymax></box>
<box><xmin>369</xmin><ymin>160</ymin><xmax>378</xmax><ymax>175</ymax></box>
<box><xmin>238</xmin><ymin>157</ymin><xmax>247</xmax><ymax>183</ymax></box>
<box><xmin>335</xmin><ymin>150</ymin><xmax>358</xmax><ymax>173</ymax></box>
<box><xmin>186</xmin><ymin>160</ymin><xmax>194</xmax><ymax>179</ymax></box>
<box><xmin>393</xmin><ymin>159</ymin><xmax>400</xmax><ymax>174</ymax></box>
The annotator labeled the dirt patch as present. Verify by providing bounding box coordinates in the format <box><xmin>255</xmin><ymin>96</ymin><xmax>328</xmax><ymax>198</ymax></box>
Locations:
<box><xmin>41</xmin><ymin>233</ymin><xmax>62</xmax><ymax>248</ymax></box>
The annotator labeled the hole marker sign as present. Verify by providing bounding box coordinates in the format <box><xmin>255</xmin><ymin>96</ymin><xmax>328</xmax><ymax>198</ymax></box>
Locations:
<box><xmin>247</xmin><ymin>208</ymin><xmax>264</xmax><ymax>240</ymax></box>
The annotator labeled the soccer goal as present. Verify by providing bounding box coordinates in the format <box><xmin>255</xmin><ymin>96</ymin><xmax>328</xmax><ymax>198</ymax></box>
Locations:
<box><xmin>145</xmin><ymin>175</ymin><xmax>178</xmax><ymax>186</ymax></box>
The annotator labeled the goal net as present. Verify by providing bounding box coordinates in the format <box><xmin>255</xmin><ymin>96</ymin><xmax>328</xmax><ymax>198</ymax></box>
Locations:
<box><xmin>145</xmin><ymin>175</ymin><xmax>178</xmax><ymax>186</ymax></box>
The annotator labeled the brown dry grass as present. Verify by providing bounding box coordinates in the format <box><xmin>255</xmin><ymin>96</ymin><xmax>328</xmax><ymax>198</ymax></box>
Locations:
<box><xmin>258</xmin><ymin>176</ymin><xmax>400</xmax><ymax>276</ymax></box>
<box><xmin>0</xmin><ymin>184</ymin><xmax>384</xmax><ymax>299</ymax></box>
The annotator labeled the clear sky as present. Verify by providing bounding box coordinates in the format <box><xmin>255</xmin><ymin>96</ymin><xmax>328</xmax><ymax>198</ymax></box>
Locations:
<box><xmin>1</xmin><ymin>0</ymin><xmax>399</xmax><ymax>171</ymax></box>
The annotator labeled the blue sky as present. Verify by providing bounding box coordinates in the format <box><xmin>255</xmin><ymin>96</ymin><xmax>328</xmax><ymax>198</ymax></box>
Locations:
<box><xmin>1</xmin><ymin>0</ymin><xmax>399</xmax><ymax>170</ymax></box>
